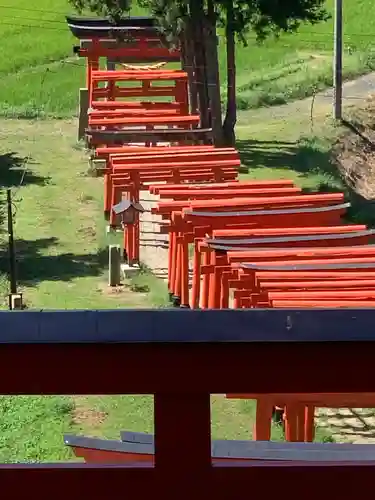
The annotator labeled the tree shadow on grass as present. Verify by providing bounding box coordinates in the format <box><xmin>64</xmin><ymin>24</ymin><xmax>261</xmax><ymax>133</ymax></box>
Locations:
<box><xmin>236</xmin><ymin>137</ymin><xmax>344</xmax><ymax>191</ymax></box>
<box><xmin>0</xmin><ymin>152</ymin><xmax>51</xmax><ymax>228</ymax></box>
<box><xmin>0</xmin><ymin>237</ymin><xmax>108</xmax><ymax>286</ymax></box>
<box><xmin>0</xmin><ymin>152</ymin><xmax>48</xmax><ymax>188</ymax></box>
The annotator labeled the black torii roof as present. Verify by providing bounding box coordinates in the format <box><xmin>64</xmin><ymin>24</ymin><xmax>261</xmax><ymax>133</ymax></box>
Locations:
<box><xmin>112</xmin><ymin>200</ymin><xmax>144</xmax><ymax>215</ymax></box>
<box><xmin>66</xmin><ymin>15</ymin><xmax>162</xmax><ymax>39</ymax></box>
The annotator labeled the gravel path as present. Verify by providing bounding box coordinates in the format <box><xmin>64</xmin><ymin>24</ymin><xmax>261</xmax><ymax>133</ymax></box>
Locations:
<box><xmin>139</xmin><ymin>192</ymin><xmax>169</xmax><ymax>279</ymax></box>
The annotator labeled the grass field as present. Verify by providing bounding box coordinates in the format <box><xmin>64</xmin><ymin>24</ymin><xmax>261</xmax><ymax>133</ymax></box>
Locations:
<box><xmin>1</xmin><ymin>0</ymin><xmax>375</xmax><ymax>116</ymax></box>
<box><xmin>0</xmin><ymin>118</ymin><xmax>169</xmax><ymax>309</ymax></box>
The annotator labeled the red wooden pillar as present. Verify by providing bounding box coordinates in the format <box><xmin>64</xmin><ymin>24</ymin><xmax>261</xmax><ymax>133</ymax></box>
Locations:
<box><xmin>200</xmin><ymin>248</ymin><xmax>211</xmax><ymax>309</ymax></box>
<box><xmin>220</xmin><ymin>272</ymin><xmax>230</xmax><ymax>309</ymax></box>
<box><xmin>180</xmin><ymin>235</ymin><xmax>190</xmax><ymax>308</ymax></box>
<box><xmin>304</xmin><ymin>405</ymin><xmax>316</xmax><ymax>442</ymax></box>
<box><xmin>208</xmin><ymin>250</ymin><xmax>217</xmax><ymax>309</ymax></box>
<box><xmin>191</xmin><ymin>238</ymin><xmax>202</xmax><ymax>309</ymax></box>
<box><xmin>285</xmin><ymin>404</ymin><xmax>299</xmax><ymax>442</ymax></box>
<box><xmin>104</xmin><ymin>173</ymin><xmax>112</xmax><ymax>217</ymax></box>
<box><xmin>174</xmin><ymin>235</ymin><xmax>182</xmax><ymax>303</ymax></box>
<box><xmin>254</xmin><ymin>399</ymin><xmax>273</xmax><ymax>440</ymax></box>
<box><xmin>169</xmin><ymin>229</ymin><xmax>177</xmax><ymax>296</ymax></box>
<box><xmin>154</xmin><ymin>393</ymin><xmax>211</xmax><ymax>471</ymax></box>
<box><xmin>168</xmin><ymin>230</ymin><xmax>174</xmax><ymax>293</ymax></box>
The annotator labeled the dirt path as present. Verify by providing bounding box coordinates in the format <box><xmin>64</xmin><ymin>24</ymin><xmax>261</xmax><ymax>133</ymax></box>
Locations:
<box><xmin>242</xmin><ymin>71</ymin><xmax>375</xmax><ymax>122</ymax></box>
<box><xmin>139</xmin><ymin>193</ymin><xmax>169</xmax><ymax>280</ymax></box>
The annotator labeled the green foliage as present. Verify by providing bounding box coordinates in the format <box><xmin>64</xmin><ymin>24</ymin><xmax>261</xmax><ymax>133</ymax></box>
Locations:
<box><xmin>215</xmin><ymin>0</ymin><xmax>329</xmax><ymax>45</ymax></box>
<box><xmin>231</xmin><ymin>0</ymin><xmax>329</xmax><ymax>41</ymax></box>
<box><xmin>67</xmin><ymin>0</ymin><xmax>329</xmax><ymax>42</ymax></box>
<box><xmin>68</xmin><ymin>0</ymin><xmax>132</xmax><ymax>21</ymax></box>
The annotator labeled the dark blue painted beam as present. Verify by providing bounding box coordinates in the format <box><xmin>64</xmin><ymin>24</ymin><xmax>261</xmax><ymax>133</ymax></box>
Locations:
<box><xmin>0</xmin><ymin>308</ymin><xmax>375</xmax><ymax>343</ymax></box>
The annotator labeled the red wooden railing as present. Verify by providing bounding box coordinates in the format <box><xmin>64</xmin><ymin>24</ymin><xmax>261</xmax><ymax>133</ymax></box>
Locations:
<box><xmin>1</xmin><ymin>308</ymin><xmax>375</xmax><ymax>499</ymax></box>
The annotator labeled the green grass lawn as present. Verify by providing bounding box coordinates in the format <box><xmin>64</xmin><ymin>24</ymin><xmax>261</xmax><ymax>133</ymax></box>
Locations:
<box><xmin>2</xmin><ymin>0</ymin><xmax>375</xmax><ymax>116</ymax></box>
<box><xmin>0</xmin><ymin>118</ymin><xmax>169</xmax><ymax>309</ymax></box>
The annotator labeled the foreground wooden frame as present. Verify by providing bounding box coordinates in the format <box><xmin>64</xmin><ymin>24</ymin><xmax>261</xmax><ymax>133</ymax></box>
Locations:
<box><xmin>1</xmin><ymin>308</ymin><xmax>375</xmax><ymax>499</ymax></box>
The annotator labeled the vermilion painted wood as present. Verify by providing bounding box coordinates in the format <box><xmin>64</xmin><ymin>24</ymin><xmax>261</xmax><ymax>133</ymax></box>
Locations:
<box><xmin>91</xmin><ymin>70</ymin><xmax>188</xmax><ymax>81</ymax></box>
<box><xmin>238</xmin><ymin>256</ymin><xmax>375</xmax><ymax>268</ymax></box>
<box><xmin>156</xmin><ymin>193</ymin><xmax>345</xmax><ymax>216</ymax></box>
<box><xmin>176</xmin><ymin>205</ymin><xmax>350</xmax><ymax>306</ymax></box>
<box><xmin>109</xmin><ymin>150</ymin><xmax>239</xmax><ymax>166</ymax></box>
<box><xmin>182</xmin><ymin>204</ymin><xmax>349</xmax><ymax>226</ymax></box>
<box><xmin>106</xmin><ymin>168</ymin><xmax>238</xmax><ymax>215</ymax></box>
<box><xmin>208</xmin><ymin>232</ymin><xmax>373</xmax><ymax>249</ymax></box>
<box><xmin>150</xmin><ymin>179</ymin><xmax>294</xmax><ymax>194</ymax></box>
<box><xmin>259</xmin><ymin>279</ymin><xmax>375</xmax><ymax>290</ymax></box>
<box><xmin>196</xmin><ymin>232</ymin><xmax>375</xmax><ymax>309</ymax></box>
<box><xmin>107</xmin><ymin>168</ymin><xmax>238</xmax><ymax>261</ymax></box>
<box><xmin>92</xmin><ymin>101</ymin><xmax>183</xmax><ymax>110</ymax></box>
<box><xmin>157</xmin><ymin>187</ymin><xmax>302</xmax><ymax>200</ymax></box>
<box><xmin>233</xmin><ymin>285</ymin><xmax>375</xmax><ymax>307</ymax></box>
<box><xmin>212</xmin><ymin>224</ymin><xmax>367</xmax><ymax>238</ymax></box>
<box><xmin>92</xmin><ymin>86</ymin><xmax>180</xmax><ymax>99</ymax></box>
<box><xmin>106</xmin><ymin>172</ymin><xmax>238</xmax><ymax>215</ymax></box>
<box><xmin>243</xmin><ymin>270</ymin><xmax>375</xmax><ymax>282</ymax></box>
<box><xmin>110</xmin><ymin>161</ymin><xmax>239</xmax><ymax>174</ymax></box>
<box><xmin>183</xmin><ymin>227</ymin><xmax>365</xmax><ymax>309</ymax></box>
<box><xmin>227</xmin><ymin>245</ymin><xmax>375</xmax><ymax>263</ymax></box>
<box><xmin>89</xmin><ymin>114</ymin><xmax>200</xmax><ymax>126</ymax></box>
<box><xmin>190</xmin><ymin>233</ymin><xmax>372</xmax><ymax>309</ymax></box>
<box><xmin>273</xmin><ymin>300</ymin><xmax>375</xmax><ymax>307</ymax></box>
<box><xmin>96</xmin><ymin>145</ymin><xmax>216</xmax><ymax>159</ymax></box>
<box><xmin>89</xmin><ymin>109</ymin><xmax>182</xmax><ymax>118</ymax></box>
<box><xmin>2</xmin><ymin>309</ymin><xmax>375</xmax><ymax>497</ymax></box>
<box><xmin>78</xmin><ymin>45</ymin><xmax>182</xmax><ymax>59</ymax></box>
<box><xmin>187</xmin><ymin>193</ymin><xmax>345</xmax><ymax>211</ymax></box>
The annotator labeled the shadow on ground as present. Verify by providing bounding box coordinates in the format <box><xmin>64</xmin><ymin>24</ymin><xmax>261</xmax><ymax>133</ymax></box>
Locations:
<box><xmin>0</xmin><ymin>152</ymin><xmax>50</xmax><ymax>227</ymax></box>
<box><xmin>0</xmin><ymin>237</ymin><xmax>107</xmax><ymax>286</ymax></box>
<box><xmin>317</xmin><ymin>408</ymin><xmax>375</xmax><ymax>441</ymax></box>
<box><xmin>0</xmin><ymin>152</ymin><xmax>48</xmax><ymax>188</ymax></box>
<box><xmin>236</xmin><ymin>137</ymin><xmax>344</xmax><ymax>193</ymax></box>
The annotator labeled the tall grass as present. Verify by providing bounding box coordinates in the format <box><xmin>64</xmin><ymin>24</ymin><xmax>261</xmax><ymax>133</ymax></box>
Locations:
<box><xmin>1</xmin><ymin>0</ymin><xmax>375</xmax><ymax>115</ymax></box>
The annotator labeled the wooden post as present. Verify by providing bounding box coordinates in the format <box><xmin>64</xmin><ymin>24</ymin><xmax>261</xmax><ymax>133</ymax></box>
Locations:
<box><xmin>78</xmin><ymin>88</ymin><xmax>89</xmax><ymax>141</ymax></box>
<box><xmin>108</xmin><ymin>245</ymin><xmax>121</xmax><ymax>287</ymax></box>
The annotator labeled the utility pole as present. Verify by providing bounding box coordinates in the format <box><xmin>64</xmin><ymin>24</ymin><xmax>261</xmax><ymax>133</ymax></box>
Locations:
<box><xmin>333</xmin><ymin>0</ymin><xmax>343</xmax><ymax>120</ymax></box>
<box><xmin>7</xmin><ymin>189</ymin><xmax>20</xmax><ymax>310</ymax></box>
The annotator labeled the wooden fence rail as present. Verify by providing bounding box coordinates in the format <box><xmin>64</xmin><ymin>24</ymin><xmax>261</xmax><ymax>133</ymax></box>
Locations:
<box><xmin>0</xmin><ymin>309</ymin><xmax>375</xmax><ymax>498</ymax></box>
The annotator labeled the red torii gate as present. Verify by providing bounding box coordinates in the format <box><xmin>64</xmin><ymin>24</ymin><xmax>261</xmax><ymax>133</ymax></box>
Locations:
<box><xmin>0</xmin><ymin>308</ymin><xmax>374</xmax><ymax>498</ymax></box>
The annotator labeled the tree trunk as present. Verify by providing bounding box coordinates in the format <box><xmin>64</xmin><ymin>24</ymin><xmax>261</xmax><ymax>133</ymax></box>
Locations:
<box><xmin>189</xmin><ymin>0</ymin><xmax>210</xmax><ymax>130</ymax></box>
<box><xmin>181</xmin><ymin>23</ymin><xmax>198</xmax><ymax>115</ymax></box>
<box><xmin>223</xmin><ymin>1</ymin><xmax>237</xmax><ymax>147</ymax></box>
<box><xmin>205</xmin><ymin>0</ymin><xmax>224</xmax><ymax>146</ymax></box>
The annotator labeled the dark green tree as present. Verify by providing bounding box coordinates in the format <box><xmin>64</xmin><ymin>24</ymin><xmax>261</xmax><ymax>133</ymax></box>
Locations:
<box><xmin>68</xmin><ymin>0</ymin><xmax>133</xmax><ymax>21</ymax></box>
<box><xmin>68</xmin><ymin>0</ymin><xmax>329</xmax><ymax>145</ymax></box>
<box><xmin>217</xmin><ymin>0</ymin><xmax>329</xmax><ymax>145</ymax></box>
